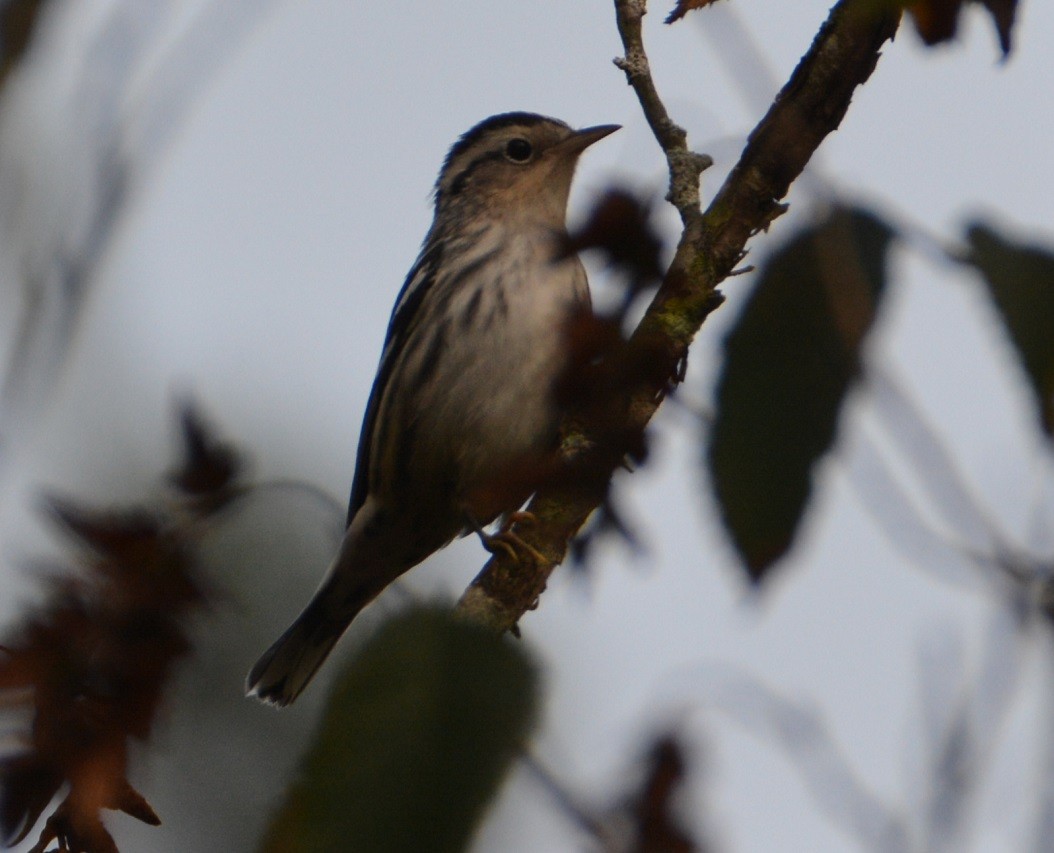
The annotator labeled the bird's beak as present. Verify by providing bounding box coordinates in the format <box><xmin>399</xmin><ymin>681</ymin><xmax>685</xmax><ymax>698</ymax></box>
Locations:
<box><xmin>555</xmin><ymin>124</ymin><xmax>621</xmax><ymax>157</ymax></box>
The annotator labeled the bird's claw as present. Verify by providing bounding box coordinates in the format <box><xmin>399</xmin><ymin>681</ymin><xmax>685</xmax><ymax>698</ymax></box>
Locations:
<box><xmin>481</xmin><ymin>529</ymin><xmax>547</xmax><ymax>566</ymax></box>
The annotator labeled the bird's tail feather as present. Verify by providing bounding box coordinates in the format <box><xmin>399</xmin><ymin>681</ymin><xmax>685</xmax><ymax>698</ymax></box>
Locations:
<box><xmin>246</xmin><ymin>591</ymin><xmax>365</xmax><ymax>707</ymax></box>
<box><xmin>248</xmin><ymin>500</ymin><xmax>402</xmax><ymax>706</ymax></box>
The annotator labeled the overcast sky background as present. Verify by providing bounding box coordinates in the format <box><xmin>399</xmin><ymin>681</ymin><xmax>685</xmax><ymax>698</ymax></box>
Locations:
<box><xmin>1</xmin><ymin>1</ymin><xmax>1053</xmax><ymax>851</ymax></box>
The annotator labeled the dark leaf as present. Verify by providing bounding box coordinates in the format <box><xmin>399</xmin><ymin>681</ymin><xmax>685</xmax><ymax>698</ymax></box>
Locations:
<box><xmin>261</xmin><ymin>606</ymin><xmax>539</xmax><ymax>853</ymax></box>
<box><xmin>630</xmin><ymin>735</ymin><xmax>698</xmax><ymax>853</ymax></box>
<box><xmin>169</xmin><ymin>403</ymin><xmax>240</xmax><ymax>497</ymax></box>
<box><xmin>905</xmin><ymin>0</ymin><xmax>963</xmax><ymax>45</ymax></box>
<box><xmin>0</xmin><ymin>0</ymin><xmax>49</xmax><ymax>92</ymax></box>
<box><xmin>979</xmin><ymin>0</ymin><xmax>1017</xmax><ymax>55</ymax></box>
<box><xmin>665</xmin><ymin>0</ymin><xmax>725</xmax><ymax>25</ymax></box>
<box><xmin>562</xmin><ymin>190</ymin><xmax>663</xmax><ymax>289</ymax></box>
<box><xmin>28</xmin><ymin>801</ymin><xmax>119</xmax><ymax>853</ymax></box>
<box><xmin>0</xmin><ymin>406</ymin><xmax>218</xmax><ymax>850</ymax></box>
<box><xmin>0</xmin><ymin>755</ymin><xmax>63</xmax><ymax>845</ymax></box>
<box><xmin>111</xmin><ymin>779</ymin><xmax>161</xmax><ymax>827</ymax></box>
<box><xmin>904</xmin><ymin>0</ymin><xmax>1017</xmax><ymax>56</ymax></box>
<box><xmin>570</xmin><ymin>496</ymin><xmax>643</xmax><ymax>570</ymax></box>
<box><xmin>709</xmin><ymin>207</ymin><xmax>894</xmax><ymax>580</ymax></box>
<box><xmin>47</xmin><ymin>499</ymin><xmax>164</xmax><ymax>562</ymax></box>
<box><xmin>966</xmin><ymin>223</ymin><xmax>1054</xmax><ymax>438</ymax></box>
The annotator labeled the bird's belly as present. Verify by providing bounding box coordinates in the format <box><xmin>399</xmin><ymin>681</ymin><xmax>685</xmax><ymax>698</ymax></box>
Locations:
<box><xmin>411</xmin><ymin>286</ymin><xmax>579</xmax><ymax>516</ymax></box>
<box><xmin>424</xmin><ymin>298</ymin><xmax>568</xmax><ymax>498</ymax></box>
<box><xmin>370</xmin><ymin>232</ymin><xmax>587</xmax><ymax>529</ymax></box>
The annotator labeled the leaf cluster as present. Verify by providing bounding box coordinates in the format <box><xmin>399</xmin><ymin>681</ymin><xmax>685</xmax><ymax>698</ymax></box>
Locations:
<box><xmin>0</xmin><ymin>406</ymin><xmax>238</xmax><ymax>852</ymax></box>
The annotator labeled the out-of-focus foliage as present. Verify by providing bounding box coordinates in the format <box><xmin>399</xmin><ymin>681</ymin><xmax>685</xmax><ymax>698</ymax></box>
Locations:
<box><xmin>709</xmin><ymin>207</ymin><xmax>894</xmax><ymax>580</ymax></box>
<box><xmin>665</xmin><ymin>0</ymin><xmax>726</xmax><ymax>26</ymax></box>
<box><xmin>557</xmin><ymin>189</ymin><xmax>673</xmax><ymax>566</ymax></box>
<box><xmin>0</xmin><ymin>0</ymin><xmax>1047</xmax><ymax>850</ymax></box>
<box><xmin>558</xmin><ymin>189</ymin><xmax>667</xmax><ymax>462</ymax></box>
<box><xmin>0</xmin><ymin>406</ymin><xmax>239</xmax><ymax>853</ymax></box>
<box><xmin>667</xmin><ymin>0</ymin><xmax>1020</xmax><ymax>57</ymax></box>
<box><xmin>260</xmin><ymin>606</ymin><xmax>539</xmax><ymax>853</ymax></box>
<box><xmin>622</xmin><ymin>734</ymin><xmax>701</xmax><ymax>853</ymax></box>
<box><xmin>902</xmin><ymin>0</ymin><xmax>1018</xmax><ymax>55</ymax></box>
<box><xmin>966</xmin><ymin>223</ymin><xmax>1054</xmax><ymax>440</ymax></box>
<box><xmin>0</xmin><ymin>0</ymin><xmax>48</xmax><ymax>91</ymax></box>
<box><xmin>563</xmin><ymin>189</ymin><xmax>664</xmax><ymax>295</ymax></box>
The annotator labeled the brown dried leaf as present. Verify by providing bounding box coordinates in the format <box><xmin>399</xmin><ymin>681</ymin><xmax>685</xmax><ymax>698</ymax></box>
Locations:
<box><xmin>169</xmin><ymin>403</ymin><xmax>240</xmax><ymax>497</ymax></box>
<box><xmin>665</xmin><ymin>0</ymin><xmax>726</xmax><ymax>25</ymax></box>
<box><xmin>47</xmin><ymin>500</ymin><xmax>164</xmax><ymax>562</ymax></box>
<box><xmin>562</xmin><ymin>190</ymin><xmax>663</xmax><ymax>289</ymax></box>
<box><xmin>980</xmin><ymin>0</ymin><xmax>1017</xmax><ymax>55</ymax></box>
<box><xmin>546</xmin><ymin>191</ymin><xmax>673</xmax><ymax>576</ymax></box>
<box><xmin>0</xmin><ymin>755</ymin><xmax>63</xmax><ymax>845</ymax></box>
<box><xmin>27</xmin><ymin>799</ymin><xmax>120</xmax><ymax>853</ymax></box>
<box><xmin>906</xmin><ymin>0</ymin><xmax>962</xmax><ymax>44</ymax></box>
<box><xmin>569</xmin><ymin>496</ymin><xmax>642</xmax><ymax>570</ymax></box>
<box><xmin>630</xmin><ymin>735</ymin><xmax>697</xmax><ymax>853</ymax></box>
<box><xmin>0</xmin><ymin>409</ymin><xmax>224</xmax><ymax>850</ymax></box>
<box><xmin>905</xmin><ymin>0</ymin><xmax>1017</xmax><ymax>56</ymax></box>
<box><xmin>0</xmin><ymin>0</ymin><xmax>49</xmax><ymax>92</ymax></box>
<box><xmin>111</xmin><ymin>779</ymin><xmax>161</xmax><ymax>826</ymax></box>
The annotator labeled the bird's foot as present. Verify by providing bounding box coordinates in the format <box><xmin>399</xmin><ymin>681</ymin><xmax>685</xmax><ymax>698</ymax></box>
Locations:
<box><xmin>478</xmin><ymin>512</ymin><xmax>546</xmax><ymax>565</ymax></box>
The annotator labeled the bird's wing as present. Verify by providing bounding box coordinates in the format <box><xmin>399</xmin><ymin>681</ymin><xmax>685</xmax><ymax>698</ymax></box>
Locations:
<box><xmin>345</xmin><ymin>241</ymin><xmax>443</xmax><ymax>525</ymax></box>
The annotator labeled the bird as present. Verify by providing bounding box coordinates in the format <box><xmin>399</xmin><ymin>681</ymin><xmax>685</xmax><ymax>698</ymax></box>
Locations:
<box><xmin>247</xmin><ymin>112</ymin><xmax>619</xmax><ymax>705</ymax></box>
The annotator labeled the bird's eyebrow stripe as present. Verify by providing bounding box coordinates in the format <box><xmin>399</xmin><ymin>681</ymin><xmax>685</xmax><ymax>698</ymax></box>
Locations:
<box><xmin>441</xmin><ymin>111</ymin><xmax>556</xmax><ymax>168</ymax></box>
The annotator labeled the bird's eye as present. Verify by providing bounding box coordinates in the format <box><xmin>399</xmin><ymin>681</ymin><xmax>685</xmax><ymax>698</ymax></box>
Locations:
<box><xmin>504</xmin><ymin>138</ymin><xmax>533</xmax><ymax>163</ymax></box>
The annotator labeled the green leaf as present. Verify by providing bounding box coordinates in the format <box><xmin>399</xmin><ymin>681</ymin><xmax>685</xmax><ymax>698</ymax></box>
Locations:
<box><xmin>709</xmin><ymin>207</ymin><xmax>895</xmax><ymax>580</ymax></box>
<box><xmin>966</xmin><ymin>224</ymin><xmax>1054</xmax><ymax>438</ymax></box>
<box><xmin>260</xmin><ymin>606</ymin><xmax>539</xmax><ymax>853</ymax></box>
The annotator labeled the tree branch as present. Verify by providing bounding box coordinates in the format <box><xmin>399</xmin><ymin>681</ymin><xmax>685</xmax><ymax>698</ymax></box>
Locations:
<box><xmin>613</xmin><ymin>0</ymin><xmax>713</xmax><ymax>226</ymax></box>
<box><xmin>455</xmin><ymin>0</ymin><xmax>902</xmax><ymax>633</ymax></box>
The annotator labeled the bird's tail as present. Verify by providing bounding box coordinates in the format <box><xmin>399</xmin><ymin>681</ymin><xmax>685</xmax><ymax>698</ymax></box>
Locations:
<box><xmin>247</xmin><ymin>498</ymin><xmax>413</xmax><ymax>706</ymax></box>
<box><xmin>246</xmin><ymin>585</ymin><xmax>370</xmax><ymax>707</ymax></box>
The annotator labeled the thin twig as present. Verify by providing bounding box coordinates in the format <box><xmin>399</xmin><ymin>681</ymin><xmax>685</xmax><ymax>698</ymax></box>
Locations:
<box><xmin>614</xmin><ymin>0</ymin><xmax>712</xmax><ymax>226</ymax></box>
<box><xmin>519</xmin><ymin>752</ymin><xmax>620</xmax><ymax>851</ymax></box>
<box><xmin>864</xmin><ymin>368</ymin><xmax>1054</xmax><ymax>607</ymax></box>
<box><xmin>706</xmin><ymin>668</ymin><xmax>911</xmax><ymax>852</ymax></box>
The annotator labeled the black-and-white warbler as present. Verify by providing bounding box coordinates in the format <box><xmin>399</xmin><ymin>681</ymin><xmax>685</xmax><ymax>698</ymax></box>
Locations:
<box><xmin>247</xmin><ymin>112</ymin><xmax>619</xmax><ymax>705</ymax></box>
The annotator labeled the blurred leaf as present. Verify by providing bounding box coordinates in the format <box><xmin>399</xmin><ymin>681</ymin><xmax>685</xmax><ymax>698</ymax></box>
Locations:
<box><xmin>26</xmin><ymin>800</ymin><xmax>121</xmax><ymax>853</ymax></box>
<box><xmin>562</xmin><ymin>190</ymin><xmax>663</xmax><ymax>289</ymax></box>
<box><xmin>903</xmin><ymin>0</ymin><xmax>1017</xmax><ymax>56</ymax></box>
<box><xmin>556</xmin><ymin>191</ymin><xmax>669</xmax><ymax>469</ymax></box>
<box><xmin>168</xmin><ymin>404</ymin><xmax>241</xmax><ymax>499</ymax></box>
<box><xmin>0</xmin><ymin>755</ymin><xmax>61</xmax><ymax>845</ymax></box>
<box><xmin>262</xmin><ymin>606</ymin><xmax>539</xmax><ymax>853</ymax></box>
<box><xmin>709</xmin><ymin>207</ymin><xmax>894</xmax><ymax>580</ymax></box>
<box><xmin>665</xmin><ymin>0</ymin><xmax>725</xmax><ymax>25</ymax></box>
<box><xmin>629</xmin><ymin>735</ymin><xmax>698</xmax><ymax>853</ymax></box>
<box><xmin>905</xmin><ymin>0</ymin><xmax>966</xmax><ymax>44</ymax></box>
<box><xmin>47</xmin><ymin>500</ymin><xmax>165</xmax><ymax>562</ymax></box>
<box><xmin>981</xmin><ymin>0</ymin><xmax>1018</xmax><ymax>54</ymax></box>
<box><xmin>570</xmin><ymin>495</ymin><xmax>644</xmax><ymax>572</ymax></box>
<box><xmin>0</xmin><ymin>0</ymin><xmax>48</xmax><ymax>91</ymax></box>
<box><xmin>0</xmin><ymin>406</ymin><xmax>236</xmax><ymax>851</ymax></box>
<box><xmin>966</xmin><ymin>224</ymin><xmax>1054</xmax><ymax>439</ymax></box>
<box><xmin>111</xmin><ymin>779</ymin><xmax>160</xmax><ymax>826</ymax></box>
